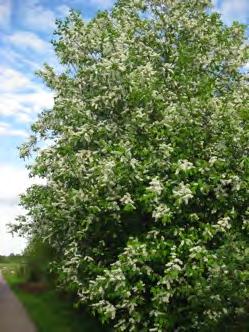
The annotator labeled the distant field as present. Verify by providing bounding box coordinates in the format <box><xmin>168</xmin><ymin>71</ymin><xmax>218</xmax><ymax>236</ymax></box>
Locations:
<box><xmin>0</xmin><ymin>258</ymin><xmax>24</xmax><ymax>276</ymax></box>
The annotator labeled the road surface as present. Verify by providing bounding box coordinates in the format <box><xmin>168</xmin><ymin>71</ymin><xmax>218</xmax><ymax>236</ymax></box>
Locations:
<box><xmin>0</xmin><ymin>272</ymin><xmax>36</xmax><ymax>332</ymax></box>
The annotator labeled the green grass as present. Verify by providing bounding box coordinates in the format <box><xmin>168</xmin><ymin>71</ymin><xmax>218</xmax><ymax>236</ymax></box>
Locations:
<box><xmin>1</xmin><ymin>265</ymin><xmax>109</xmax><ymax>332</ymax></box>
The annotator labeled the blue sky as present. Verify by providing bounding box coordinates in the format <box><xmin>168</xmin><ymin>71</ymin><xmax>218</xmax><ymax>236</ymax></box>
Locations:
<box><xmin>0</xmin><ymin>0</ymin><xmax>248</xmax><ymax>255</ymax></box>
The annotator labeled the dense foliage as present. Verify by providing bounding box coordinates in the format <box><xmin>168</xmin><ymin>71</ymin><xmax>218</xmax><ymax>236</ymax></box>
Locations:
<box><xmin>14</xmin><ymin>0</ymin><xmax>249</xmax><ymax>330</ymax></box>
<box><xmin>21</xmin><ymin>238</ymin><xmax>55</xmax><ymax>282</ymax></box>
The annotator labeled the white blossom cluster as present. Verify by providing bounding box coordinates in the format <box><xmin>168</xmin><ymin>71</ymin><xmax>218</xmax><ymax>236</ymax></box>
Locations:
<box><xmin>215</xmin><ymin>216</ymin><xmax>231</xmax><ymax>232</ymax></box>
<box><xmin>147</xmin><ymin>177</ymin><xmax>164</xmax><ymax>196</ymax></box>
<box><xmin>173</xmin><ymin>182</ymin><xmax>193</xmax><ymax>205</ymax></box>
<box><xmin>152</xmin><ymin>204</ymin><xmax>171</xmax><ymax>222</ymax></box>
<box><xmin>175</xmin><ymin>159</ymin><xmax>194</xmax><ymax>174</ymax></box>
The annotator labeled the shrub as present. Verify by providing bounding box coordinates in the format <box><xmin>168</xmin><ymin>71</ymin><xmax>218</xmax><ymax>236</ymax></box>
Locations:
<box><xmin>21</xmin><ymin>238</ymin><xmax>55</xmax><ymax>283</ymax></box>
<box><xmin>14</xmin><ymin>0</ymin><xmax>249</xmax><ymax>330</ymax></box>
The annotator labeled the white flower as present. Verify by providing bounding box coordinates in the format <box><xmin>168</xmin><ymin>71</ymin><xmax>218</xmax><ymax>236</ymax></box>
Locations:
<box><xmin>216</xmin><ymin>216</ymin><xmax>231</xmax><ymax>232</ymax></box>
<box><xmin>120</xmin><ymin>193</ymin><xmax>134</xmax><ymax>205</ymax></box>
<box><xmin>165</xmin><ymin>258</ymin><xmax>183</xmax><ymax>270</ymax></box>
<box><xmin>173</xmin><ymin>182</ymin><xmax>193</xmax><ymax>204</ymax></box>
<box><xmin>230</xmin><ymin>175</ymin><xmax>241</xmax><ymax>191</ymax></box>
<box><xmin>189</xmin><ymin>245</ymin><xmax>203</xmax><ymax>254</ymax></box>
<box><xmin>208</xmin><ymin>156</ymin><xmax>217</xmax><ymax>166</ymax></box>
<box><xmin>159</xmin><ymin>143</ymin><xmax>174</xmax><ymax>158</ymax></box>
<box><xmin>152</xmin><ymin>204</ymin><xmax>171</xmax><ymax>221</ymax></box>
<box><xmin>147</xmin><ymin>177</ymin><xmax>163</xmax><ymax>195</ymax></box>
<box><xmin>175</xmin><ymin>159</ymin><xmax>194</xmax><ymax>174</ymax></box>
<box><xmin>220</xmin><ymin>179</ymin><xmax>232</xmax><ymax>186</ymax></box>
<box><xmin>219</xmin><ymin>175</ymin><xmax>241</xmax><ymax>192</ymax></box>
<box><xmin>242</xmin><ymin>219</ymin><xmax>249</xmax><ymax>230</ymax></box>
<box><xmin>130</xmin><ymin>158</ymin><xmax>138</xmax><ymax>169</ymax></box>
<box><xmin>102</xmin><ymin>302</ymin><xmax>116</xmax><ymax>320</ymax></box>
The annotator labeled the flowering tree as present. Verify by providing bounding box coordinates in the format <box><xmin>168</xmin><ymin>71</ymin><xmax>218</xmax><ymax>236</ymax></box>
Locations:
<box><xmin>15</xmin><ymin>0</ymin><xmax>249</xmax><ymax>330</ymax></box>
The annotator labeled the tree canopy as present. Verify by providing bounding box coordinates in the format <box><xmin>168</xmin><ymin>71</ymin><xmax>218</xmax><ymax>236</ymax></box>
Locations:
<box><xmin>15</xmin><ymin>0</ymin><xmax>249</xmax><ymax>330</ymax></box>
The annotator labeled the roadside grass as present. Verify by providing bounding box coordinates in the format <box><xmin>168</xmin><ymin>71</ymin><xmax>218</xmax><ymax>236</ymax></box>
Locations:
<box><xmin>1</xmin><ymin>263</ymin><xmax>109</xmax><ymax>332</ymax></box>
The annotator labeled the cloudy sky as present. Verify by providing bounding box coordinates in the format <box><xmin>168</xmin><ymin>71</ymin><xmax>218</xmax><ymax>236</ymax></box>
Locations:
<box><xmin>0</xmin><ymin>0</ymin><xmax>248</xmax><ymax>255</ymax></box>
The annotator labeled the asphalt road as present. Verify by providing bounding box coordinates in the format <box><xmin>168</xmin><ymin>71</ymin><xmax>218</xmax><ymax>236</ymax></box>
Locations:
<box><xmin>0</xmin><ymin>272</ymin><xmax>36</xmax><ymax>332</ymax></box>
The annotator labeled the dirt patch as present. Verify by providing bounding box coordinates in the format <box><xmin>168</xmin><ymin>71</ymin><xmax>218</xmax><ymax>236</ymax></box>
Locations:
<box><xmin>18</xmin><ymin>282</ymin><xmax>48</xmax><ymax>294</ymax></box>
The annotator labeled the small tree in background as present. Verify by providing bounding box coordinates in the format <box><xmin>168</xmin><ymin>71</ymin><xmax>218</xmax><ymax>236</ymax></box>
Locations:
<box><xmin>14</xmin><ymin>0</ymin><xmax>249</xmax><ymax>330</ymax></box>
<box><xmin>22</xmin><ymin>237</ymin><xmax>55</xmax><ymax>283</ymax></box>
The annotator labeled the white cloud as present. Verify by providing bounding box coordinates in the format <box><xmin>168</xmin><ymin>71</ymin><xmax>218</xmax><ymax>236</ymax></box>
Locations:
<box><xmin>0</xmin><ymin>205</ymin><xmax>27</xmax><ymax>255</ymax></box>
<box><xmin>0</xmin><ymin>89</ymin><xmax>54</xmax><ymax>123</ymax></box>
<box><xmin>0</xmin><ymin>66</ymin><xmax>54</xmax><ymax>123</ymax></box>
<box><xmin>56</xmin><ymin>4</ymin><xmax>71</xmax><ymax>17</ymax></box>
<box><xmin>20</xmin><ymin>0</ymin><xmax>56</xmax><ymax>32</ymax></box>
<box><xmin>7</xmin><ymin>31</ymin><xmax>49</xmax><ymax>53</ymax></box>
<box><xmin>0</xmin><ymin>0</ymin><xmax>11</xmax><ymax>28</ymax></box>
<box><xmin>0</xmin><ymin>66</ymin><xmax>32</xmax><ymax>92</ymax></box>
<box><xmin>0</xmin><ymin>43</ymin><xmax>59</xmax><ymax>75</ymax></box>
<box><xmin>0</xmin><ymin>97</ymin><xmax>31</xmax><ymax>123</ymax></box>
<box><xmin>214</xmin><ymin>0</ymin><xmax>249</xmax><ymax>24</ymax></box>
<box><xmin>0</xmin><ymin>165</ymin><xmax>29</xmax><ymax>255</ymax></box>
<box><xmin>0</xmin><ymin>122</ymin><xmax>28</xmax><ymax>138</ymax></box>
<box><xmin>0</xmin><ymin>164</ymin><xmax>45</xmax><ymax>255</ymax></box>
<box><xmin>0</xmin><ymin>164</ymin><xmax>30</xmax><ymax>204</ymax></box>
<box><xmin>0</xmin><ymin>47</ymin><xmax>41</xmax><ymax>72</ymax></box>
<box><xmin>17</xmin><ymin>1</ymin><xmax>76</xmax><ymax>32</ymax></box>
